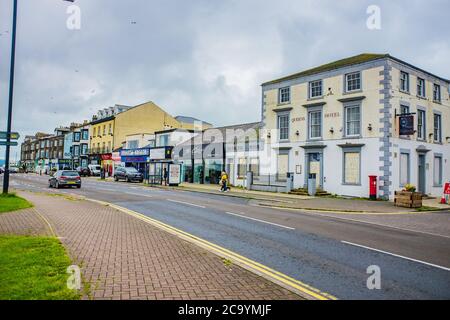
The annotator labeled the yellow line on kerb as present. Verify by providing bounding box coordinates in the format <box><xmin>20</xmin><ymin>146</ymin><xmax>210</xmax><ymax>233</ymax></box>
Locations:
<box><xmin>88</xmin><ymin>198</ymin><xmax>337</xmax><ymax>300</ymax></box>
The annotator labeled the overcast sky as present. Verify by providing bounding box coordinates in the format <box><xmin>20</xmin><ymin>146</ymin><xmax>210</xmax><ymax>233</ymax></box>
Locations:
<box><xmin>1</xmin><ymin>0</ymin><xmax>449</xmax><ymax>160</ymax></box>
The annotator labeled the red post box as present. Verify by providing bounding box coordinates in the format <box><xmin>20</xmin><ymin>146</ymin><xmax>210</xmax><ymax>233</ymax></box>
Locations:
<box><xmin>369</xmin><ymin>176</ymin><xmax>377</xmax><ymax>200</ymax></box>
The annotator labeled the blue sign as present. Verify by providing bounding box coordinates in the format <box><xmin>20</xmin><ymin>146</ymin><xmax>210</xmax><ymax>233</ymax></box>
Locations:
<box><xmin>120</xmin><ymin>148</ymin><xmax>150</xmax><ymax>157</ymax></box>
<box><xmin>121</xmin><ymin>156</ymin><xmax>148</xmax><ymax>163</ymax></box>
<box><xmin>399</xmin><ymin>115</ymin><xmax>415</xmax><ymax>136</ymax></box>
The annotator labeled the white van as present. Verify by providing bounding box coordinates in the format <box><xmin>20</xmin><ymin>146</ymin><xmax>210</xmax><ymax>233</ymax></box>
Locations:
<box><xmin>88</xmin><ymin>164</ymin><xmax>101</xmax><ymax>176</ymax></box>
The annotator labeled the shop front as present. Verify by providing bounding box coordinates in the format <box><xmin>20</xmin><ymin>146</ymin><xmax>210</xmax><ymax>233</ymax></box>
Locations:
<box><xmin>120</xmin><ymin>148</ymin><xmax>150</xmax><ymax>178</ymax></box>
<box><xmin>100</xmin><ymin>154</ymin><xmax>114</xmax><ymax>177</ymax></box>
<box><xmin>174</xmin><ymin>142</ymin><xmax>225</xmax><ymax>185</ymax></box>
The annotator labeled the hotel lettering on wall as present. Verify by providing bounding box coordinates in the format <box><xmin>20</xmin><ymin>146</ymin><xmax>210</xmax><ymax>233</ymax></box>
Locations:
<box><xmin>399</xmin><ymin>115</ymin><xmax>415</xmax><ymax>136</ymax></box>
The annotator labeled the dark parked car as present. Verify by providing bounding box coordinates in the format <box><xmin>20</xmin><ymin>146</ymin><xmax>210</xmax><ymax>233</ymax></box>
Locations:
<box><xmin>49</xmin><ymin>170</ymin><xmax>81</xmax><ymax>189</ymax></box>
<box><xmin>114</xmin><ymin>167</ymin><xmax>143</xmax><ymax>183</ymax></box>
<box><xmin>76</xmin><ymin>166</ymin><xmax>91</xmax><ymax>177</ymax></box>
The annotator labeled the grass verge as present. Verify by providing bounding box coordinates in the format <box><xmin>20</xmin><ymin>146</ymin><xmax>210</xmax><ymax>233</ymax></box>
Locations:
<box><xmin>0</xmin><ymin>236</ymin><xmax>80</xmax><ymax>300</ymax></box>
<box><xmin>415</xmin><ymin>206</ymin><xmax>447</xmax><ymax>212</ymax></box>
<box><xmin>0</xmin><ymin>193</ymin><xmax>33</xmax><ymax>214</ymax></box>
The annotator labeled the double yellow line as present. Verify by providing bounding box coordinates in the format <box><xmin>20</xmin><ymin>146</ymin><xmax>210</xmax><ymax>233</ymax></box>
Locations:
<box><xmin>88</xmin><ymin>198</ymin><xmax>337</xmax><ymax>300</ymax></box>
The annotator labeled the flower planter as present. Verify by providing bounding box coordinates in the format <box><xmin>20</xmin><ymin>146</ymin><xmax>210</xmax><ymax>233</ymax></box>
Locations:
<box><xmin>394</xmin><ymin>191</ymin><xmax>422</xmax><ymax>208</ymax></box>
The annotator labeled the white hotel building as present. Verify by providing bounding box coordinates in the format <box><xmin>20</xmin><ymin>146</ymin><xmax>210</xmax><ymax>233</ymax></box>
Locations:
<box><xmin>259</xmin><ymin>54</ymin><xmax>449</xmax><ymax>200</ymax></box>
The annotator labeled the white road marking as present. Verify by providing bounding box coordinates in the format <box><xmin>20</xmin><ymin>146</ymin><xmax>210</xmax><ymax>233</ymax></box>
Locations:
<box><xmin>225</xmin><ymin>212</ymin><xmax>295</xmax><ymax>230</ymax></box>
<box><xmin>167</xmin><ymin>199</ymin><xmax>206</xmax><ymax>208</ymax></box>
<box><xmin>341</xmin><ymin>241</ymin><xmax>450</xmax><ymax>272</ymax></box>
<box><xmin>125</xmin><ymin>192</ymin><xmax>153</xmax><ymax>198</ymax></box>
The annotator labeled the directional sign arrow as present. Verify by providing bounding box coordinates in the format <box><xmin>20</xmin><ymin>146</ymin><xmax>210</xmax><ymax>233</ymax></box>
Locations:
<box><xmin>0</xmin><ymin>132</ymin><xmax>20</xmax><ymax>140</ymax></box>
<box><xmin>0</xmin><ymin>141</ymin><xmax>18</xmax><ymax>146</ymax></box>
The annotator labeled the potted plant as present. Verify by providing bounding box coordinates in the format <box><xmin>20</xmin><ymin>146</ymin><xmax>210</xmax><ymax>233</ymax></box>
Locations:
<box><xmin>395</xmin><ymin>184</ymin><xmax>422</xmax><ymax>208</ymax></box>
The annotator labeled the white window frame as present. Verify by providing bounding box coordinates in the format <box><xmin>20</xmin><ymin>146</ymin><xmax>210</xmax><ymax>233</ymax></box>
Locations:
<box><xmin>344</xmin><ymin>104</ymin><xmax>361</xmax><ymax>137</ymax></box>
<box><xmin>309</xmin><ymin>80</ymin><xmax>323</xmax><ymax>98</ymax></box>
<box><xmin>278</xmin><ymin>87</ymin><xmax>291</xmax><ymax>104</ymax></box>
<box><xmin>400</xmin><ymin>104</ymin><xmax>410</xmax><ymax>115</ymax></box>
<box><xmin>400</xmin><ymin>71</ymin><xmax>410</xmax><ymax>92</ymax></box>
<box><xmin>417</xmin><ymin>77</ymin><xmax>425</xmax><ymax>98</ymax></box>
<box><xmin>308</xmin><ymin>110</ymin><xmax>322</xmax><ymax>140</ymax></box>
<box><xmin>433</xmin><ymin>113</ymin><xmax>442</xmax><ymax>143</ymax></box>
<box><xmin>417</xmin><ymin>109</ymin><xmax>426</xmax><ymax>140</ymax></box>
<box><xmin>433</xmin><ymin>84</ymin><xmax>441</xmax><ymax>102</ymax></box>
<box><xmin>277</xmin><ymin>114</ymin><xmax>290</xmax><ymax>141</ymax></box>
<box><xmin>345</xmin><ymin>72</ymin><xmax>361</xmax><ymax>92</ymax></box>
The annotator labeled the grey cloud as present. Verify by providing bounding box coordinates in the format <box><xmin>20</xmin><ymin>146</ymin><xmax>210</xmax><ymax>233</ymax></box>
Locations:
<box><xmin>1</xmin><ymin>0</ymin><xmax>449</xmax><ymax>158</ymax></box>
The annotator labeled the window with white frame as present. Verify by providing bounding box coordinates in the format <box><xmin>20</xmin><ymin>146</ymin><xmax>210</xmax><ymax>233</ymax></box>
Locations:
<box><xmin>400</xmin><ymin>104</ymin><xmax>410</xmax><ymax>114</ymax></box>
<box><xmin>345</xmin><ymin>72</ymin><xmax>361</xmax><ymax>92</ymax></box>
<box><xmin>82</xmin><ymin>130</ymin><xmax>89</xmax><ymax>140</ymax></box>
<box><xmin>433</xmin><ymin>155</ymin><xmax>443</xmax><ymax>186</ymax></box>
<box><xmin>417</xmin><ymin>109</ymin><xmax>426</xmax><ymax>140</ymax></box>
<box><xmin>81</xmin><ymin>144</ymin><xmax>88</xmax><ymax>155</ymax></box>
<box><xmin>399</xmin><ymin>152</ymin><xmax>410</xmax><ymax>186</ymax></box>
<box><xmin>433</xmin><ymin>84</ymin><xmax>441</xmax><ymax>102</ymax></box>
<box><xmin>434</xmin><ymin>113</ymin><xmax>442</xmax><ymax>143</ymax></box>
<box><xmin>417</xmin><ymin>77</ymin><xmax>425</xmax><ymax>97</ymax></box>
<box><xmin>277</xmin><ymin>114</ymin><xmax>290</xmax><ymax>140</ymax></box>
<box><xmin>400</xmin><ymin>71</ymin><xmax>410</xmax><ymax>92</ymax></box>
<box><xmin>308</xmin><ymin>110</ymin><xmax>322</xmax><ymax>139</ymax></box>
<box><xmin>343</xmin><ymin>151</ymin><xmax>361</xmax><ymax>185</ymax></box>
<box><xmin>309</xmin><ymin>80</ymin><xmax>323</xmax><ymax>98</ymax></box>
<box><xmin>279</xmin><ymin>87</ymin><xmax>290</xmax><ymax>104</ymax></box>
<box><xmin>345</xmin><ymin>105</ymin><xmax>361</xmax><ymax>136</ymax></box>
<box><xmin>73</xmin><ymin>145</ymin><xmax>80</xmax><ymax>157</ymax></box>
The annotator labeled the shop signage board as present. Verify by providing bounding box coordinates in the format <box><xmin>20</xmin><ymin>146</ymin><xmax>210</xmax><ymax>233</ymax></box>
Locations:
<box><xmin>168</xmin><ymin>164</ymin><xmax>182</xmax><ymax>186</ymax></box>
<box><xmin>121</xmin><ymin>156</ymin><xmax>148</xmax><ymax>163</ymax></box>
<box><xmin>121</xmin><ymin>148</ymin><xmax>150</xmax><ymax>157</ymax></box>
<box><xmin>399</xmin><ymin>115</ymin><xmax>415</xmax><ymax>136</ymax></box>
<box><xmin>0</xmin><ymin>141</ymin><xmax>18</xmax><ymax>146</ymax></box>
<box><xmin>150</xmin><ymin>147</ymin><xmax>172</xmax><ymax>160</ymax></box>
<box><xmin>0</xmin><ymin>132</ymin><xmax>20</xmax><ymax>140</ymax></box>
<box><xmin>443</xmin><ymin>183</ymin><xmax>450</xmax><ymax>204</ymax></box>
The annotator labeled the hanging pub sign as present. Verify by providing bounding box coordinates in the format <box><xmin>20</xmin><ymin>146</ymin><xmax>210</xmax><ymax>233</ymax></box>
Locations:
<box><xmin>399</xmin><ymin>115</ymin><xmax>415</xmax><ymax>136</ymax></box>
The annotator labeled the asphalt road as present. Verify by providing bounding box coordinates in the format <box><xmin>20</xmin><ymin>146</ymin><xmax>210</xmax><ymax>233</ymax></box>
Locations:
<box><xmin>5</xmin><ymin>173</ymin><xmax>450</xmax><ymax>300</ymax></box>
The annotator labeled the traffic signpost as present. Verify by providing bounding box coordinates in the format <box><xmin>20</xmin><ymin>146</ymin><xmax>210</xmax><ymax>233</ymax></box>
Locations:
<box><xmin>0</xmin><ymin>141</ymin><xmax>18</xmax><ymax>147</ymax></box>
<box><xmin>0</xmin><ymin>132</ymin><xmax>20</xmax><ymax>140</ymax></box>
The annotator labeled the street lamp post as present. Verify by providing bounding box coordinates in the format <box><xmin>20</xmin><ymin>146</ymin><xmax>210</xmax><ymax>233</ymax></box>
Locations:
<box><xmin>2</xmin><ymin>0</ymin><xmax>75</xmax><ymax>194</ymax></box>
<box><xmin>2</xmin><ymin>0</ymin><xmax>18</xmax><ymax>194</ymax></box>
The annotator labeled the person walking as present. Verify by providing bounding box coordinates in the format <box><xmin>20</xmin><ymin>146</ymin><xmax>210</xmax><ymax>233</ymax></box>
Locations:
<box><xmin>220</xmin><ymin>171</ymin><xmax>229</xmax><ymax>192</ymax></box>
<box><xmin>163</xmin><ymin>168</ymin><xmax>168</xmax><ymax>186</ymax></box>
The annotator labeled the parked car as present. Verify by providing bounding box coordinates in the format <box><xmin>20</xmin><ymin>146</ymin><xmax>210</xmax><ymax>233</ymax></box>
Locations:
<box><xmin>9</xmin><ymin>166</ymin><xmax>19</xmax><ymax>174</ymax></box>
<box><xmin>49</xmin><ymin>170</ymin><xmax>81</xmax><ymax>189</ymax></box>
<box><xmin>114</xmin><ymin>167</ymin><xmax>144</xmax><ymax>183</ymax></box>
<box><xmin>88</xmin><ymin>164</ymin><xmax>101</xmax><ymax>176</ymax></box>
<box><xmin>0</xmin><ymin>166</ymin><xmax>4</xmax><ymax>174</ymax></box>
<box><xmin>76</xmin><ymin>166</ymin><xmax>90</xmax><ymax>177</ymax></box>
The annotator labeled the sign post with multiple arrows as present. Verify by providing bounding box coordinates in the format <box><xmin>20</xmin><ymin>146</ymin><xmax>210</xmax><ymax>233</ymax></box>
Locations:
<box><xmin>0</xmin><ymin>132</ymin><xmax>20</xmax><ymax>147</ymax></box>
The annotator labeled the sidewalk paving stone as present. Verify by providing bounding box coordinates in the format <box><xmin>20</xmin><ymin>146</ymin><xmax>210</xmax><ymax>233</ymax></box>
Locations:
<box><xmin>4</xmin><ymin>191</ymin><xmax>302</xmax><ymax>300</ymax></box>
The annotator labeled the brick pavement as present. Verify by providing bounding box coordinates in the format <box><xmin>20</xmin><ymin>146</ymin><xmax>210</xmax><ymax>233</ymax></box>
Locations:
<box><xmin>0</xmin><ymin>207</ymin><xmax>53</xmax><ymax>236</ymax></box>
<box><xmin>1</xmin><ymin>191</ymin><xmax>302</xmax><ymax>300</ymax></box>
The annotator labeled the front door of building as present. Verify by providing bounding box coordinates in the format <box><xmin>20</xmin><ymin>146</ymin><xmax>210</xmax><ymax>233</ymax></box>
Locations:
<box><xmin>418</xmin><ymin>154</ymin><xmax>426</xmax><ymax>194</ymax></box>
<box><xmin>308</xmin><ymin>153</ymin><xmax>322</xmax><ymax>189</ymax></box>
